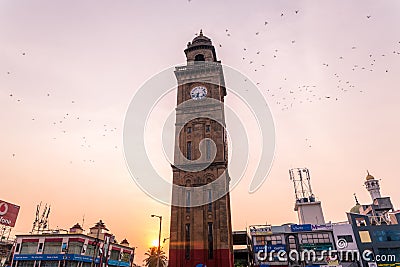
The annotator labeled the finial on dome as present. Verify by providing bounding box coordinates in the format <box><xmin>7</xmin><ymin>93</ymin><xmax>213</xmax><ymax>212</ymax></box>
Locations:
<box><xmin>366</xmin><ymin>170</ymin><xmax>375</xmax><ymax>180</ymax></box>
<box><xmin>199</xmin><ymin>29</ymin><xmax>203</xmax><ymax>36</ymax></box>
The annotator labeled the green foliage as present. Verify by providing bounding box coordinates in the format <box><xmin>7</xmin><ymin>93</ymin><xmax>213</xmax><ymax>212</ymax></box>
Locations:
<box><xmin>143</xmin><ymin>246</ymin><xmax>168</xmax><ymax>267</ymax></box>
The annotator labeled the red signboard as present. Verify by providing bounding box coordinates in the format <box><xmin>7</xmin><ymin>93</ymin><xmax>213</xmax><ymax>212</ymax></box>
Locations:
<box><xmin>0</xmin><ymin>200</ymin><xmax>20</xmax><ymax>227</ymax></box>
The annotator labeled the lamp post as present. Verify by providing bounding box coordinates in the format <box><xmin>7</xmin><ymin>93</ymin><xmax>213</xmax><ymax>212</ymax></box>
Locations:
<box><xmin>150</xmin><ymin>215</ymin><xmax>162</xmax><ymax>267</ymax></box>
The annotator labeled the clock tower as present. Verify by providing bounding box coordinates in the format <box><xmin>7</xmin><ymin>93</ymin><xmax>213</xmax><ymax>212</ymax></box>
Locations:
<box><xmin>168</xmin><ymin>31</ymin><xmax>234</xmax><ymax>267</ymax></box>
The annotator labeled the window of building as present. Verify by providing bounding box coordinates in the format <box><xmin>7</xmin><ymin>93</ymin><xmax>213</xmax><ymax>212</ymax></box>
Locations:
<box><xmin>337</xmin><ymin>235</ymin><xmax>353</xmax><ymax>243</ymax></box>
<box><xmin>266</xmin><ymin>235</ymin><xmax>283</xmax><ymax>245</ymax></box>
<box><xmin>121</xmin><ymin>252</ymin><xmax>131</xmax><ymax>263</ymax></box>
<box><xmin>187</xmin><ymin>127</ymin><xmax>192</xmax><ymax>134</ymax></box>
<box><xmin>43</xmin><ymin>242</ymin><xmax>62</xmax><ymax>254</ymax></box>
<box><xmin>205</xmin><ymin>125</ymin><xmax>210</xmax><ymax>132</ymax></box>
<box><xmin>37</xmin><ymin>243</ymin><xmax>43</xmax><ymax>253</ymax></box>
<box><xmin>207</xmin><ymin>190</ymin><xmax>212</xmax><ymax>212</ymax></box>
<box><xmin>41</xmin><ymin>261</ymin><xmax>59</xmax><ymax>267</ymax></box>
<box><xmin>300</xmin><ymin>233</ymin><xmax>330</xmax><ymax>244</ymax></box>
<box><xmin>186</xmin><ymin>191</ymin><xmax>191</xmax><ymax>213</ymax></box>
<box><xmin>185</xmin><ymin>224</ymin><xmax>191</xmax><ymax>260</ymax></box>
<box><xmin>254</xmin><ymin>236</ymin><xmax>265</xmax><ymax>245</ymax></box>
<box><xmin>61</xmin><ymin>242</ymin><xmax>68</xmax><ymax>252</ymax></box>
<box><xmin>359</xmin><ymin>231</ymin><xmax>372</xmax><ymax>243</ymax></box>
<box><xmin>68</xmin><ymin>242</ymin><xmax>83</xmax><ymax>254</ymax></box>
<box><xmin>187</xmin><ymin>142</ymin><xmax>192</xmax><ymax>160</ymax></box>
<box><xmin>20</xmin><ymin>242</ymin><xmax>39</xmax><ymax>254</ymax></box>
<box><xmin>15</xmin><ymin>243</ymin><xmax>20</xmax><ymax>253</ymax></box>
<box><xmin>356</xmin><ymin>218</ymin><xmax>367</xmax><ymax>227</ymax></box>
<box><xmin>110</xmin><ymin>250</ymin><xmax>120</xmax><ymax>260</ymax></box>
<box><xmin>208</xmin><ymin>223</ymin><xmax>214</xmax><ymax>259</ymax></box>
<box><xmin>17</xmin><ymin>261</ymin><xmax>35</xmax><ymax>267</ymax></box>
<box><xmin>374</xmin><ymin>230</ymin><xmax>400</xmax><ymax>242</ymax></box>
<box><xmin>65</xmin><ymin>262</ymin><xmax>79</xmax><ymax>267</ymax></box>
<box><xmin>194</xmin><ymin>54</ymin><xmax>205</xmax><ymax>61</ymax></box>
<box><xmin>85</xmin><ymin>244</ymin><xmax>96</xmax><ymax>256</ymax></box>
<box><xmin>287</xmin><ymin>235</ymin><xmax>297</xmax><ymax>250</ymax></box>
<box><xmin>206</xmin><ymin>140</ymin><xmax>211</xmax><ymax>161</ymax></box>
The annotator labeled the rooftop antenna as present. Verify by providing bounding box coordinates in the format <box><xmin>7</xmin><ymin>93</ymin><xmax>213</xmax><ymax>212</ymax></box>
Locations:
<box><xmin>32</xmin><ymin>202</ymin><xmax>51</xmax><ymax>234</ymax></box>
<box><xmin>32</xmin><ymin>202</ymin><xmax>41</xmax><ymax>233</ymax></box>
<box><xmin>289</xmin><ymin>168</ymin><xmax>315</xmax><ymax>203</ymax></box>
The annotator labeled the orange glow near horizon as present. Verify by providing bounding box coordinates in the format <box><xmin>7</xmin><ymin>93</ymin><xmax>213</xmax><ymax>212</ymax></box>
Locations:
<box><xmin>151</xmin><ymin>239</ymin><xmax>159</xmax><ymax>247</ymax></box>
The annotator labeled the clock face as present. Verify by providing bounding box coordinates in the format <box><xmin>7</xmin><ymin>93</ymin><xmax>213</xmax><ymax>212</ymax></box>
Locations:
<box><xmin>190</xmin><ymin>86</ymin><xmax>207</xmax><ymax>100</ymax></box>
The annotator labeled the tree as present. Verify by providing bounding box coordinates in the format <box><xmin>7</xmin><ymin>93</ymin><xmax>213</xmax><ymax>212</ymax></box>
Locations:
<box><xmin>143</xmin><ymin>246</ymin><xmax>168</xmax><ymax>267</ymax></box>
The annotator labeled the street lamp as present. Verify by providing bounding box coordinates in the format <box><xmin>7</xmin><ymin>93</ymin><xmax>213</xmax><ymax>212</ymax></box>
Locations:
<box><xmin>150</xmin><ymin>215</ymin><xmax>162</xmax><ymax>267</ymax></box>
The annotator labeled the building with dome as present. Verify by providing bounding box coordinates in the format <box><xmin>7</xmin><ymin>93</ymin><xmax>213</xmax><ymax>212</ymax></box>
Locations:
<box><xmin>11</xmin><ymin>220</ymin><xmax>135</xmax><ymax>267</ymax></box>
<box><xmin>348</xmin><ymin>172</ymin><xmax>395</xmax><ymax>222</ymax></box>
<box><xmin>347</xmin><ymin>172</ymin><xmax>400</xmax><ymax>267</ymax></box>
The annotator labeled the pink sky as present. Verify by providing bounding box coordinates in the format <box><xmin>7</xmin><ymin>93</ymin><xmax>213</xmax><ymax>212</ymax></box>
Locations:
<box><xmin>1</xmin><ymin>0</ymin><xmax>400</xmax><ymax>264</ymax></box>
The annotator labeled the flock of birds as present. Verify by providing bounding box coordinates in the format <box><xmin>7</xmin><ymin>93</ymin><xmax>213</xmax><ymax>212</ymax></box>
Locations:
<box><xmin>7</xmin><ymin>88</ymin><xmax>119</xmax><ymax>163</ymax></box>
<box><xmin>209</xmin><ymin>10</ymin><xmax>399</xmax><ymax>114</ymax></box>
<box><xmin>4</xmin><ymin>8</ymin><xmax>400</xmax><ymax>159</ymax></box>
<box><xmin>194</xmin><ymin>9</ymin><xmax>399</xmax><ymax>149</ymax></box>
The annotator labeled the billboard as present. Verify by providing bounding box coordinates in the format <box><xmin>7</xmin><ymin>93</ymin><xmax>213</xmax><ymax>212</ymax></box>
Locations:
<box><xmin>291</xmin><ymin>224</ymin><xmax>333</xmax><ymax>232</ymax></box>
<box><xmin>0</xmin><ymin>200</ymin><xmax>20</xmax><ymax>227</ymax></box>
<box><xmin>250</xmin><ymin>226</ymin><xmax>272</xmax><ymax>235</ymax></box>
<box><xmin>291</xmin><ymin>224</ymin><xmax>312</xmax><ymax>232</ymax></box>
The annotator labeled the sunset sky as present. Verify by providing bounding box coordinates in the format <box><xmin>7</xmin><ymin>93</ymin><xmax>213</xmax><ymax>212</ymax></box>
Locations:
<box><xmin>1</xmin><ymin>0</ymin><xmax>400</xmax><ymax>264</ymax></box>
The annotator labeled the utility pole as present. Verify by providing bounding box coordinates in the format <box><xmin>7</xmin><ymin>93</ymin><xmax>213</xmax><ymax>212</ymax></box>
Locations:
<box><xmin>151</xmin><ymin>215</ymin><xmax>162</xmax><ymax>267</ymax></box>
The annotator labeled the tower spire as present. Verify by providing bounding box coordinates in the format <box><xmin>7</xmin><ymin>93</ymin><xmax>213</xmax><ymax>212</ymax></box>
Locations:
<box><xmin>353</xmin><ymin>193</ymin><xmax>360</xmax><ymax>205</ymax></box>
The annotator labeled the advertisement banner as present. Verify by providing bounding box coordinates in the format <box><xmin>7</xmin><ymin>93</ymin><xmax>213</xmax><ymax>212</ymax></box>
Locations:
<box><xmin>254</xmin><ymin>244</ymin><xmax>286</xmax><ymax>253</ymax></box>
<box><xmin>291</xmin><ymin>224</ymin><xmax>333</xmax><ymax>232</ymax></box>
<box><xmin>14</xmin><ymin>254</ymin><xmax>100</xmax><ymax>263</ymax></box>
<box><xmin>0</xmin><ymin>200</ymin><xmax>20</xmax><ymax>227</ymax></box>
<box><xmin>250</xmin><ymin>226</ymin><xmax>272</xmax><ymax>235</ymax></box>
<box><xmin>312</xmin><ymin>224</ymin><xmax>333</xmax><ymax>231</ymax></box>
<box><xmin>291</xmin><ymin>224</ymin><xmax>312</xmax><ymax>232</ymax></box>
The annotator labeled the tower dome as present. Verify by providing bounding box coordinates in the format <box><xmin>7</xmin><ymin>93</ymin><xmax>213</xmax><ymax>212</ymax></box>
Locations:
<box><xmin>190</xmin><ymin>30</ymin><xmax>212</xmax><ymax>46</ymax></box>
<box><xmin>349</xmin><ymin>193</ymin><xmax>361</xmax><ymax>214</ymax></box>
<box><xmin>184</xmin><ymin>30</ymin><xmax>217</xmax><ymax>63</ymax></box>
<box><xmin>366</xmin><ymin>171</ymin><xmax>375</xmax><ymax>180</ymax></box>
<box><xmin>350</xmin><ymin>204</ymin><xmax>361</xmax><ymax>214</ymax></box>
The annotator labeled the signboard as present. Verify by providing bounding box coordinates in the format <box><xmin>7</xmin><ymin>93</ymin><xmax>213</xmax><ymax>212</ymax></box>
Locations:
<box><xmin>291</xmin><ymin>224</ymin><xmax>333</xmax><ymax>232</ymax></box>
<box><xmin>300</xmin><ymin>243</ymin><xmax>333</xmax><ymax>251</ymax></box>
<box><xmin>291</xmin><ymin>224</ymin><xmax>312</xmax><ymax>232</ymax></box>
<box><xmin>14</xmin><ymin>254</ymin><xmax>100</xmax><ymax>263</ymax></box>
<box><xmin>312</xmin><ymin>224</ymin><xmax>333</xmax><ymax>231</ymax></box>
<box><xmin>254</xmin><ymin>244</ymin><xmax>286</xmax><ymax>253</ymax></box>
<box><xmin>0</xmin><ymin>200</ymin><xmax>20</xmax><ymax>227</ymax></box>
<box><xmin>108</xmin><ymin>260</ymin><xmax>130</xmax><ymax>267</ymax></box>
<box><xmin>250</xmin><ymin>226</ymin><xmax>272</xmax><ymax>235</ymax></box>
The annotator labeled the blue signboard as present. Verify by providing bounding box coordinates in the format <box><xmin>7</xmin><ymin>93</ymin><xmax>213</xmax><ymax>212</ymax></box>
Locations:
<box><xmin>291</xmin><ymin>224</ymin><xmax>312</xmax><ymax>232</ymax></box>
<box><xmin>14</xmin><ymin>254</ymin><xmax>100</xmax><ymax>263</ymax></box>
<box><xmin>254</xmin><ymin>244</ymin><xmax>286</xmax><ymax>253</ymax></box>
<box><xmin>108</xmin><ymin>259</ymin><xmax>130</xmax><ymax>267</ymax></box>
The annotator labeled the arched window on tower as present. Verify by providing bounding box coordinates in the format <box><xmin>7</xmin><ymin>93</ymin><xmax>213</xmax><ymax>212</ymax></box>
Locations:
<box><xmin>194</xmin><ymin>54</ymin><xmax>205</xmax><ymax>62</ymax></box>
